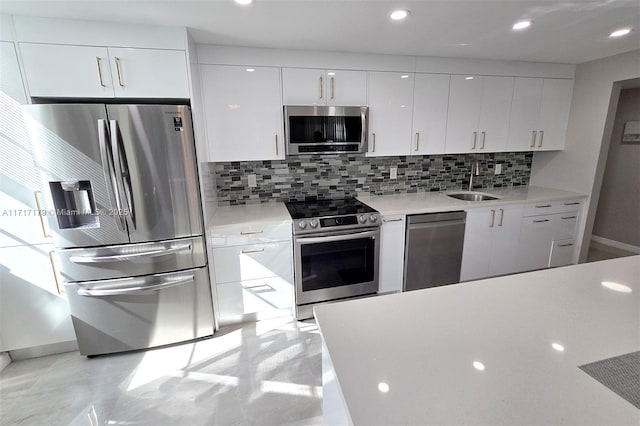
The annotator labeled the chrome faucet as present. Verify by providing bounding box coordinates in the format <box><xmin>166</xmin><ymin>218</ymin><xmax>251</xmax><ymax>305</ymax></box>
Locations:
<box><xmin>468</xmin><ymin>161</ymin><xmax>480</xmax><ymax>191</ymax></box>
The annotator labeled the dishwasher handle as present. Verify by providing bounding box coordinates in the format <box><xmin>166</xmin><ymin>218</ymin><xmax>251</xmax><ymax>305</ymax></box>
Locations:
<box><xmin>407</xmin><ymin>219</ymin><xmax>466</xmax><ymax>231</ymax></box>
<box><xmin>407</xmin><ymin>211</ymin><xmax>466</xmax><ymax>225</ymax></box>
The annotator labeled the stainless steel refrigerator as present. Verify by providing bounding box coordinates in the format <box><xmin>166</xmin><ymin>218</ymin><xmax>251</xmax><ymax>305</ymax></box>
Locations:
<box><xmin>22</xmin><ymin>104</ymin><xmax>214</xmax><ymax>356</ymax></box>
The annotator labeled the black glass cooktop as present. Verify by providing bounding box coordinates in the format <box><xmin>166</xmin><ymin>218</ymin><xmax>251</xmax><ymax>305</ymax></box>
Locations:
<box><xmin>284</xmin><ymin>198</ymin><xmax>377</xmax><ymax>220</ymax></box>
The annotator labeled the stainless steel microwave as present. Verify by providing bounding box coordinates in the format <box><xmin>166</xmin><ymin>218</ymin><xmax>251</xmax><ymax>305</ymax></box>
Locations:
<box><xmin>284</xmin><ymin>106</ymin><xmax>368</xmax><ymax>155</ymax></box>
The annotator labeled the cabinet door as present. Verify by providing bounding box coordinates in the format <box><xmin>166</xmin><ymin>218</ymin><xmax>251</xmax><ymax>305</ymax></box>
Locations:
<box><xmin>282</xmin><ymin>68</ymin><xmax>326</xmax><ymax>105</ymax></box>
<box><xmin>517</xmin><ymin>215</ymin><xmax>555</xmax><ymax>272</ymax></box>
<box><xmin>549</xmin><ymin>240</ymin><xmax>575</xmax><ymax>268</ymax></box>
<box><xmin>202</xmin><ymin>65</ymin><xmax>283</xmax><ymax>161</ymax></box>
<box><xmin>507</xmin><ymin>78</ymin><xmax>543</xmax><ymax>151</ymax></box>
<box><xmin>537</xmin><ymin>79</ymin><xmax>573</xmax><ymax>151</ymax></box>
<box><xmin>489</xmin><ymin>204</ymin><xmax>524</xmax><ymax>276</ymax></box>
<box><xmin>108</xmin><ymin>48</ymin><xmax>189</xmax><ymax>98</ymax></box>
<box><xmin>19</xmin><ymin>43</ymin><xmax>114</xmax><ymax>98</ymax></box>
<box><xmin>367</xmin><ymin>72</ymin><xmax>414</xmax><ymax>157</ymax></box>
<box><xmin>412</xmin><ymin>73</ymin><xmax>450</xmax><ymax>155</ymax></box>
<box><xmin>445</xmin><ymin>75</ymin><xmax>482</xmax><ymax>153</ymax></box>
<box><xmin>326</xmin><ymin>70</ymin><xmax>367</xmax><ymax>106</ymax></box>
<box><xmin>477</xmin><ymin>76</ymin><xmax>514</xmax><ymax>152</ymax></box>
<box><xmin>379</xmin><ymin>215</ymin><xmax>406</xmax><ymax>294</ymax></box>
<box><xmin>1</xmin><ymin>42</ymin><xmax>27</xmax><ymax>104</ymax></box>
<box><xmin>460</xmin><ymin>207</ymin><xmax>494</xmax><ymax>281</ymax></box>
<box><xmin>212</xmin><ymin>241</ymin><xmax>293</xmax><ymax>284</ymax></box>
<box><xmin>0</xmin><ymin>244</ymin><xmax>76</xmax><ymax>352</ymax></box>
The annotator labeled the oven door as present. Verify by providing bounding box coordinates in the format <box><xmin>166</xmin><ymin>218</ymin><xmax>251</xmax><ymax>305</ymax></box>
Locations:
<box><xmin>294</xmin><ymin>228</ymin><xmax>379</xmax><ymax>305</ymax></box>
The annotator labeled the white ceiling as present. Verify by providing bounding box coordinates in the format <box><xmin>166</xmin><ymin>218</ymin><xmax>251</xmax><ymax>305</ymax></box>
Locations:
<box><xmin>1</xmin><ymin>0</ymin><xmax>639</xmax><ymax>64</ymax></box>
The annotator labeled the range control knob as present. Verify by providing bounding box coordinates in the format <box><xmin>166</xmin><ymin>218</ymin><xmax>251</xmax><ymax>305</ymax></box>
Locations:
<box><xmin>298</xmin><ymin>220</ymin><xmax>307</xmax><ymax>230</ymax></box>
<box><xmin>309</xmin><ymin>220</ymin><xmax>318</xmax><ymax>228</ymax></box>
<box><xmin>369</xmin><ymin>214</ymin><xmax>378</xmax><ymax>223</ymax></box>
<box><xmin>359</xmin><ymin>215</ymin><xmax>367</xmax><ymax>224</ymax></box>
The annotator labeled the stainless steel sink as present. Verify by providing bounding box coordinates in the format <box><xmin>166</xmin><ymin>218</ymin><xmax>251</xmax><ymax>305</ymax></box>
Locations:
<box><xmin>447</xmin><ymin>191</ymin><xmax>500</xmax><ymax>202</ymax></box>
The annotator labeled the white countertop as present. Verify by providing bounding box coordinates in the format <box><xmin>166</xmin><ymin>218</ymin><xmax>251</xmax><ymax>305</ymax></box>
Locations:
<box><xmin>206</xmin><ymin>202</ymin><xmax>291</xmax><ymax>228</ymax></box>
<box><xmin>357</xmin><ymin>185</ymin><xmax>586</xmax><ymax>215</ymax></box>
<box><xmin>315</xmin><ymin>256</ymin><xmax>640</xmax><ymax>425</ymax></box>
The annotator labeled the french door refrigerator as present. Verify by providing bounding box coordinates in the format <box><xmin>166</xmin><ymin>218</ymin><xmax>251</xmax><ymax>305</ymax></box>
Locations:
<box><xmin>22</xmin><ymin>104</ymin><xmax>214</xmax><ymax>356</ymax></box>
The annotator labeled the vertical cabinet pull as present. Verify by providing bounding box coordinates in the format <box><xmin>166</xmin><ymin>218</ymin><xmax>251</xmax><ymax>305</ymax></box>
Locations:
<box><xmin>96</xmin><ymin>57</ymin><xmax>106</xmax><ymax>87</ymax></box>
<box><xmin>319</xmin><ymin>76</ymin><xmax>323</xmax><ymax>99</ymax></box>
<box><xmin>530</xmin><ymin>130</ymin><xmax>537</xmax><ymax>148</ymax></box>
<box><xmin>498</xmin><ymin>209</ymin><xmax>504</xmax><ymax>226</ymax></box>
<box><xmin>331</xmin><ymin>77</ymin><xmax>335</xmax><ymax>99</ymax></box>
<box><xmin>489</xmin><ymin>210</ymin><xmax>496</xmax><ymax>228</ymax></box>
<box><xmin>415</xmin><ymin>133</ymin><xmax>420</xmax><ymax>151</ymax></box>
<box><xmin>538</xmin><ymin>130</ymin><xmax>544</xmax><ymax>147</ymax></box>
<box><xmin>275</xmin><ymin>134</ymin><xmax>279</xmax><ymax>156</ymax></box>
<box><xmin>48</xmin><ymin>251</ymin><xmax>63</xmax><ymax>294</ymax></box>
<box><xmin>372</xmin><ymin>133</ymin><xmax>376</xmax><ymax>152</ymax></box>
<box><xmin>33</xmin><ymin>191</ymin><xmax>51</xmax><ymax>238</ymax></box>
<box><xmin>471</xmin><ymin>131</ymin><xmax>477</xmax><ymax>149</ymax></box>
<box><xmin>114</xmin><ymin>57</ymin><xmax>124</xmax><ymax>86</ymax></box>
<box><xmin>480</xmin><ymin>131</ymin><xmax>486</xmax><ymax>149</ymax></box>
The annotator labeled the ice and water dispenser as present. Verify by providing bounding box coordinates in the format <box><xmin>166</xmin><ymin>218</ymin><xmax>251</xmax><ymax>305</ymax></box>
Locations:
<box><xmin>49</xmin><ymin>180</ymin><xmax>99</xmax><ymax>229</ymax></box>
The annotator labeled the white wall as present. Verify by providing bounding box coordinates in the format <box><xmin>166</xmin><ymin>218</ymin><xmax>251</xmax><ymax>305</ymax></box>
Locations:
<box><xmin>530</xmin><ymin>49</ymin><xmax>640</xmax><ymax>261</ymax></box>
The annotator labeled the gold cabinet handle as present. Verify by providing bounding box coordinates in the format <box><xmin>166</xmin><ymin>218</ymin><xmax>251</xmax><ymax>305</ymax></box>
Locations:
<box><xmin>115</xmin><ymin>57</ymin><xmax>124</xmax><ymax>86</ymax></box>
<box><xmin>372</xmin><ymin>133</ymin><xmax>376</xmax><ymax>152</ymax></box>
<box><xmin>489</xmin><ymin>209</ymin><xmax>496</xmax><ymax>228</ymax></box>
<box><xmin>472</xmin><ymin>131</ymin><xmax>477</xmax><ymax>149</ymax></box>
<box><xmin>241</xmin><ymin>248</ymin><xmax>265</xmax><ymax>254</ymax></box>
<box><xmin>538</xmin><ymin>130</ymin><xmax>544</xmax><ymax>147</ymax></box>
<box><xmin>33</xmin><ymin>191</ymin><xmax>51</xmax><ymax>238</ymax></box>
<box><xmin>480</xmin><ymin>131</ymin><xmax>486</xmax><ymax>149</ymax></box>
<box><xmin>240</xmin><ymin>230</ymin><xmax>263</xmax><ymax>235</ymax></box>
<box><xmin>415</xmin><ymin>132</ymin><xmax>420</xmax><ymax>151</ymax></box>
<box><xmin>96</xmin><ymin>57</ymin><xmax>106</xmax><ymax>87</ymax></box>
<box><xmin>319</xmin><ymin>76</ymin><xmax>323</xmax><ymax>99</ymax></box>
<box><xmin>48</xmin><ymin>251</ymin><xmax>63</xmax><ymax>294</ymax></box>
<box><xmin>498</xmin><ymin>208</ymin><xmax>504</xmax><ymax>226</ymax></box>
<box><xmin>331</xmin><ymin>77</ymin><xmax>335</xmax><ymax>99</ymax></box>
<box><xmin>530</xmin><ymin>130</ymin><xmax>537</xmax><ymax>148</ymax></box>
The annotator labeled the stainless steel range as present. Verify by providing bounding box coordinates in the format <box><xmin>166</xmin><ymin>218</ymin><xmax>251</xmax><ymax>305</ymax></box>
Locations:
<box><xmin>285</xmin><ymin>198</ymin><xmax>381</xmax><ymax>319</ymax></box>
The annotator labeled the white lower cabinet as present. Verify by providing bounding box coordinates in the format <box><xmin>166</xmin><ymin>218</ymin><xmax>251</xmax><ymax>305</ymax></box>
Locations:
<box><xmin>517</xmin><ymin>215</ymin><xmax>556</xmax><ymax>272</ymax></box>
<box><xmin>379</xmin><ymin>214</ymin><xmax>406</xmax><ymax>293</ymax></box>
<box><xmin>461</xmin><ymin>204</ymin><xmax>523</xmax><ymax>281</ymax></box>
<box><xmin>549</xmin><ymin>240</ymin><xmax>576</xmax><ymax>268</ymax></box>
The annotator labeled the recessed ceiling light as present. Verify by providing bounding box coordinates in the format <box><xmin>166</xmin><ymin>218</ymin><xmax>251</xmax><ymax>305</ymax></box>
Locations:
<box><xmin>551</xmin><ymin>343</ymin><xmax>565</xmax><ymax>352</ymax></box>
<box><xmin>234</xmin><ymin>0</ymin><xmax>253</xmax><ymax>5</ymax></box>
<box><xmin>378</xmin><ymin>382</ymin><xmax>390</xmax><ymax>393</ymax></box>
<box><xmin>390</xmin><ymin>9</ymin><xmax>410</xmax><ymax>21</ymax></box>
<box><xmin>400</xmin><ymin>75</ymin><xmax>409</xmax><ymax>79</ymax></box>
<box><xmin>473</xmin><ymin>361</ymin><xmax>485</xmax><ymax>371</ymax></box>
<box><xmin>245</xmin><ymin>68</ymin><xmax>255</xmax><ymax>72</ymax></box>
<box><xmin>513</xmin><ymin>20</ymin><xmax>532</xmax><ymax>30</ymax></box>
<box><xmin>465</xmin><ymin>76</ymin><xmax>474</xmax><ymax>80</ymax></box>
<box><xmin>609</xmin><ymin>28</ymin><xmax>631</xmax><ymax>38</ymax></box>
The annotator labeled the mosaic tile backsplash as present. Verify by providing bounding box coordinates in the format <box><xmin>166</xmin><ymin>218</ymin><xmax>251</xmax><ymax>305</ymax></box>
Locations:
<box><xmin>209</xmin><ymin>152</ymin><xmax>533</xmax><ymax>205</ymax></box>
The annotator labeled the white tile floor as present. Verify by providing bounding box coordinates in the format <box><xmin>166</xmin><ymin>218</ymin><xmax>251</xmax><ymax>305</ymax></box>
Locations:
<box><xmin>0</xmin><ymin>317</ymin><xmax>323</xmax><ymax>426</ymax></box>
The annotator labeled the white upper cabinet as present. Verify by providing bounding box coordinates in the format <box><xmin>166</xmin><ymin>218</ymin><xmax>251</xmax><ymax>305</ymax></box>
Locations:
<box><xmin>108</xmin><ymin>48</ymin><xmax>189</xmax><ymax>99</ymax></box>
<box><xmin>507</xmin><ymin>78</ymin><xmax>573</xmax><ymax>151</ymax></box>
<box><xmin>367</xmin><ymin>72</ymin><xmax>414</xmax><ymax>157</ymax></box>
<box><xmin>411</xmin><ymin>73</ymin><xmax>450</xmax><ymax>155</ymax></box>
<box><xmin>20</xmin><ymin>43</ymin><xmax>114</xmax><ymax>98</ymax></box>
<box><xmin>445</xmin><ymin>75</ymin><xmax>514</xmax><ymax>154</ymax></box>
<box><xmin>19</xmin><ymin>43</ymin><xmax>189</xmax><ymax>99</ymax></box>
<box><xmin>201</xmin><ymin>65</ymin><xmax>284</xmax><ymax>162</ymax></box>
<box><xmin>537</xmin><ymin>79</ymin><xmax>573</xmax><ymax>151</ymax></box>
<box><xmin>282</xmin><ymin>68</ymin><xmax>367</xmax><ymax>106</ymax></box>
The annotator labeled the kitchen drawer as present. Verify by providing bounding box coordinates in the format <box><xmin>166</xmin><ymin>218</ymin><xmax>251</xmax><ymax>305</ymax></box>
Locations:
<box><xmin>555</xmin><ymin>213</ymin><xmax>579</xmax><ymax>240</ymax></box>
<box><xmin>216</xmin><ymin>275</ymin><xmax>294</xmax><ymax>318</ymax></box>
<box><xmin>559</xmin><ymin>199</ymin><xmax>583</xmax><ymax>213</ymax></box>
<box><xmin>212</xmin><ymin>241</ymin><xmax>293</xmax><ymax>284</ymax></box>
<box><xmin>209</xmin><ymin>222</ymin><xmax>291</xmax><ymax>248</ymax></box>
<box><xmin>549</xmin><ymin>239</ymin><xmax>575</xmax><ymax>268</ymax></box>
<box><xmin>523</xmin><ymin>201</ymin><xmax>563</xmax><ymax>217</ymax></box>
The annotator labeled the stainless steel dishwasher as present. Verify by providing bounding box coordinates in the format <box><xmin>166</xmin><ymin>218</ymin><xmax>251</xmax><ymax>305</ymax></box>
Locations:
<box><xmin>403</xmin><ymin>211</ymin><xmax>466</xmax><ymax>291</ymax></box>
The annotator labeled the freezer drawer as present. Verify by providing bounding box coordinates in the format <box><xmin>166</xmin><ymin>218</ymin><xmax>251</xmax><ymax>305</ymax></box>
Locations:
<box><xmin>65</xmin><ymin>267</ymin><xmax>214</xmax><ymax>356</ymax></box>
<box><xmin>55</xmin><ymin>236</ymin><xmax>206</xmax><ymax>282</ymax></box>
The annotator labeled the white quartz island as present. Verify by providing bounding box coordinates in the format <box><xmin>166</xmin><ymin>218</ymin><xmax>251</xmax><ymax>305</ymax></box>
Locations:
<box><xmin>315</xmin><ymin>256</ymin><xmax>640</xmax><ymax>425</ymax></box>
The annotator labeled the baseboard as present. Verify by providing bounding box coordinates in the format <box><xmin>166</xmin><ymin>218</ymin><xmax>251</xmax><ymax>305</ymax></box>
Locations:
<box><xmin>591</xmin><ymin>235</ymin><xmax>640</xmax><ymax>254</ymax></box>
<box><xmin>0</xmin><ymin>352</ymin><xmax>11</xmax><ymax>372</ymax></box>
<box><xmin>9</xmin><ymin>340</ymin><xmax>78</xmax><ymax>361</ymax></box>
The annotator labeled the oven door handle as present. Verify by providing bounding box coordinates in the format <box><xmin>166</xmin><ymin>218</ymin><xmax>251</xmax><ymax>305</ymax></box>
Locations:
<box><xmin>296</xmin><ymin>230</ymin><xmax>379</xmax><ymax>244</ymax></box>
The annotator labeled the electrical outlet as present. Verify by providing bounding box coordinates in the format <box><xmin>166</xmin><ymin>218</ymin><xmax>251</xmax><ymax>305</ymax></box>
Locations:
<box><xmin>494</xmin><ymin>164</ymin><xmax>502</xmax><ymax>175</ymax></box>
<box><xmin>247</xmin><ymin>174</ymin><xmax>257</xmax><ymax>188</ymax></box>
<box><xmin>390</xmin><ymin>167</ymin><xmax>398</xmax><ymax>179</ymax></box>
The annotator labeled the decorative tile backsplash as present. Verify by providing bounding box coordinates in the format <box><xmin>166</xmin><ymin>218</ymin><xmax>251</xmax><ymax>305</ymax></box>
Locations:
<box><xmin>208</xmin><ymin>152</ymin><xmax>533</xmax><ymax>205</ymax></box>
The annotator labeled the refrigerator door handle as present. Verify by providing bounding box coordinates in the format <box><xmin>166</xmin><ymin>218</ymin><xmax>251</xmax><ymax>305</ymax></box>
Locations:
<box><xmin>76</xmin><ymin>274</ymin><xmax>195</xmax><ymax>297</ymax></box>
<box><xmin>98</xmin><ymin>119</ymin><xmax>126</xmax><ymax>232</ymax></box>
<box><xmin>109</xmin><ymin>119</ymin><xmax>137</xmax><ymax>230</ymax></box>
<box><xmin>69</xmin><ymin>243</ymin><xmax>192</xmax><ymax>263</ymax></box>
